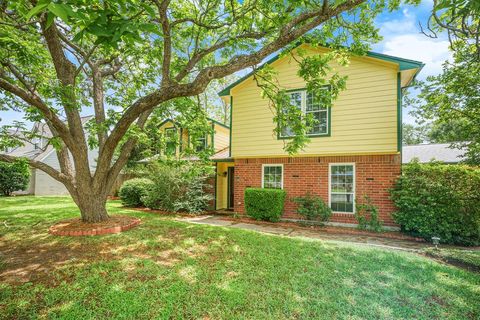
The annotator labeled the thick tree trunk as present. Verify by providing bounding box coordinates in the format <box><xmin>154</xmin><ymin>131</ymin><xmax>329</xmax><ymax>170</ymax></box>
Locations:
<box><xmin>76</xmin><ymin>192</ymin><xmax>109</xmax><ymax>223</ymax></box>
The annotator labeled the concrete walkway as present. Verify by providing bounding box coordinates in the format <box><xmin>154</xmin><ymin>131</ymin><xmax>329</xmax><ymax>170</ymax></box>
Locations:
<box><xmin>178</xmin><ymin>215</ymin><xmax>433</xmax><ymax>252</ymax></box>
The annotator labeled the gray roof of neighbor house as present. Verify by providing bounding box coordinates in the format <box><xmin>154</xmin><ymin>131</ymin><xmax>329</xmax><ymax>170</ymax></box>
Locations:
<box><xmin>402</xmin><ymin>143</ymin><xmax>466</xmax><ymax>164</ymax></box>
<box><xmin>2</xmin><ymin>115</ymin><xmax>94</xmax><ymax>161</ymax></box>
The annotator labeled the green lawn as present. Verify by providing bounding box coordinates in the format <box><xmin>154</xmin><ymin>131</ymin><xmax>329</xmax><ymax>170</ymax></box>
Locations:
<box><xmin>0</xmin><ymin>197</ymin><xmax>479</xmax><ymax>319</ymax></box>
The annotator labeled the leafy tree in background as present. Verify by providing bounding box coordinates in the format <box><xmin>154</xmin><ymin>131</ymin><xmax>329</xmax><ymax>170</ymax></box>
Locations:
<box><xmin>427</xmin><ymin>118</ymin><xmax>472</xmax><ymax>144</ymax></box>
<box><xmin>402</xmin><ymin>123</ymin><xmax>428</xmax><ymax>145</ymax></box>
<box><xmin>0</xmin><ymin>158</ymin><xmax>30</xmax><ymax>196</ymax></box>
<box><xmin>0</xmin><ymin>0</ymin><xmax>417</xmax><ymax>223</ymax></box>
<box><xmin>402</xmin><ymin>119</ymin><xmax>471</xmax><ymax>146</ymax></box>
<box><xmin>411</xmin><ymin>0</ymin><xmax>480</xmax><ymax>164</ymax></box>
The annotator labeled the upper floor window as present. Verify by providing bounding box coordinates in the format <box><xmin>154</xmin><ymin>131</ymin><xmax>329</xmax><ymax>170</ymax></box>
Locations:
<box><xmin>33</xmin><ymin>137</ymin><xmax>41</xmax><ymax>150</ymax></box>
<box><xmin>164</xmin><ymin>127</ymin><xmax>177</xmax><ymax>155</ymax></box>
<box><xmin>280</xmin><ymin>88</ymin><xmax>330</xmax><ymax>138</ymax></box>
<box><xmin>195</xmin><ymin>135</ymin><xmax>208</xmax><ymax>152</ymax></box>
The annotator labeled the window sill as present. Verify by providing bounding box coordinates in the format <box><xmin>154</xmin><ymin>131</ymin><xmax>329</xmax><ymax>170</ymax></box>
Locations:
<box><xmin>278</xmin><ymin>132</ymin><xmax>331</xmax><ymax>140</ymax></box>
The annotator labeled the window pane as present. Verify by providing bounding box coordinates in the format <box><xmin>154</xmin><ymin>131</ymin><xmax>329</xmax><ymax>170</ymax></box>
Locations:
<box><xmin>330</xmin><ymin>165</ymin><xmax>354</xmax><ymax>213</ymax></box>
<box><xmin>263</xmin><ymin>166</ymin><xmax>282</xmax><ymax>189</ymax></box>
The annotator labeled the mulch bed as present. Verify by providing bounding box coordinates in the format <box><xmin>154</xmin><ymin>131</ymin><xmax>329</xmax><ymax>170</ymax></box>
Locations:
<box><xmin>128</xmin><ymin>206</ymin><xmax>198</xmax><ymax>217</ymax></box>
<box><xmin>219</xmin><ymin>216</ymin><xmax>426</xmax><ymax>242</ymax></box>
<box><xmin>49</xmin><ymin>215</ymin><xmax>141</xmax><ymax>236</ymax></box>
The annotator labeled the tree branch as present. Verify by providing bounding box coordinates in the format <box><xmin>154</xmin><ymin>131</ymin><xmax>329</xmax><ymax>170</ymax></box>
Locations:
<box><xmin>96</xmin><ymin>0</ymin><xmax>365</xmax><ymax>175</ymax></box>
<box><xmin>154</xmin><ymin>0</ymin><xmax>173</xmax><ymax>86</ymax></box>
<box><xmin>0</xmin><ymin>153</ymin><xmax>72</xmax><ymax>186</ymax></box>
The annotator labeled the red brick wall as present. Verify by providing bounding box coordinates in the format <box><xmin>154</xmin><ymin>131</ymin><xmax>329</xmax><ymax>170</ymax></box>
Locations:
<box><xmin>232</xmin><ymin>154</ymin><xmax>401</xmax><ymax>227</ymax></box>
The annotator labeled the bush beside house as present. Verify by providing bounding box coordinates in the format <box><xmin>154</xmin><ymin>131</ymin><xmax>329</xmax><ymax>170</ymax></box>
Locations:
<box><xmin>391</xmin><ymin>161</ymin><xmax>480</xmax><ymax>246</ymax></box>
<box><xmin>118</xmin><ymin>178</ymin><xmax>154</xmax><ymax>207</ymax></box>
<box><xmin>0</xmin><ymin>159</ymin><xmax>30</xmax><ymax>196</ymax></box>
<box><xmin>293</xmin><ymin>193</ymin><xmax>332</xmax><ymax>223</ymax></box>
<box><xmin>140</xmin><ymin>161</ymin><xmax>213</xmax><ymax>213</ymax></box>
<box><xmin>245</xmin><ymin>188</ymin><xmax>286</xmax><ymax>222</ymax></box>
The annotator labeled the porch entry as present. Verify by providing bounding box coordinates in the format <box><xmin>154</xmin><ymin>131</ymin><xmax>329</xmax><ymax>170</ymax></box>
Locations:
<box><xmin>227</xmin><ymin>167</ymin><xmax>235</xmax><ymax>209</ymax></box>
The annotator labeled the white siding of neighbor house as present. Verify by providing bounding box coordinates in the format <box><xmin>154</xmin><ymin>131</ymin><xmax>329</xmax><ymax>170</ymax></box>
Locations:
<box><xmin>34</xmin><ymin>147</ymin><xmax>99</xmax><ymax>196</ymax></box>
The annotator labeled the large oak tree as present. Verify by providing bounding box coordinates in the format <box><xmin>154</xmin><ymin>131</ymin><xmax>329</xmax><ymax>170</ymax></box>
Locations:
<box><xmin>0</xmin><ymin>0</ymin><xmax>411</xmax><ymax>222</ymax></box>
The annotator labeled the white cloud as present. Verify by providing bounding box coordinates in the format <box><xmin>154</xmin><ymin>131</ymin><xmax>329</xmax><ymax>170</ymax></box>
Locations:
<box><xmin>382</xmin><ymin>34</ymin><xmax>451</xmax><ymax>78</ymax></box>
<box><xmin>374</xmin><ymin>6</ymin><xmax>452</xmax><ymax>78</ymax></box>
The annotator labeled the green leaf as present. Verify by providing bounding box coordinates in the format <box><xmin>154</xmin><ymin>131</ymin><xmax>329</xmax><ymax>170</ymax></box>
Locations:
<box><xmin>47</xmin><ymin>3</ymin><xmax>72</xmax><ymax>22</ymax></box>
<box><xmin>25</xmin><ymin>3</ymin><xmax>49</xmax><ymax>20</ymax></box>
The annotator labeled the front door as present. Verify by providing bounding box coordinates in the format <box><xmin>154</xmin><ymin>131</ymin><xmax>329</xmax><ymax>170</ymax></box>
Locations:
<box><xmin>227</xmin><ymin>167</ymin><xmax>235</xmax><ymax>210</ymax></box>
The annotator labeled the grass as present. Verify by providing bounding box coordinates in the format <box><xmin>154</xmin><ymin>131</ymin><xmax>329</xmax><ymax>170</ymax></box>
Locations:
<box><xmin>0</xmin><ymin>196</ymin><xmax>479</xmax><ymax>319</ymax></box>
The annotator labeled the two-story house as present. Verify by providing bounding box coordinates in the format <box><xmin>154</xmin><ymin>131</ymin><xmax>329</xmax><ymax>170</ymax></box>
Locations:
<box><xmin>212</xmin><ymin>44</ymin><xmax>423</xmax><ymax>228</ymax></box>
<box><xmin>1</xmin><ymin>116</ymin><xmax>98</xmax><ymax>195</ymax></box>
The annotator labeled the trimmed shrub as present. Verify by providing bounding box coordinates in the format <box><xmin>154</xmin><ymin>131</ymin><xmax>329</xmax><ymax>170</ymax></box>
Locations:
<box><xmin>244</xmin><ymin>188</ymin><xmax>286</xmax><ymax>222</ymax></box>
<box><xmin>142</xmin><ymin>161</ymin><xmax>213</xmax><ymax>213</ymax></box>
<box><xmin>0</xmin><ymin>159</ymin><xmax>30</xmax><ymax>196</ymax></box>
<box><xmin>390</xmin><ymin>161</ymin><xmax>480</xmax><ymax>246</ymax></box>
<box><xmin>355</xmin><ymin>195</ymin><xmax>382</xmax><ymax>232</ymax></box>
<box><xmin>118</xmin><ymin>178</ymin><xmax>154</xmax><ymax>207</ymax></box>
<box><xmin>293</xmin><ymin>193</ymin><xmax>331</xmax><ymax>223</ymax></box>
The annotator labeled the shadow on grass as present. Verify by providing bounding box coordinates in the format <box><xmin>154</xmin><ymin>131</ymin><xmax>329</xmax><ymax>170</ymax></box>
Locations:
<box><xmin>0</xmin><ymin>196</ymin><xmax>479</xmax><ymax>319</ymax></box>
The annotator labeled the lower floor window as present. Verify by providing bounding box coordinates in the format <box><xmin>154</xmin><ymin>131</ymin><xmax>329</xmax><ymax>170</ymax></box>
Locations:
<box><xmin>329</xmin><ymin>164</ymin><xmax>355</xmax><ymax>213</ymax></box>
<box><xmin>262</xmin><ymin>165</ymin><xmax>283</xmax><ymax>189</ymax></box>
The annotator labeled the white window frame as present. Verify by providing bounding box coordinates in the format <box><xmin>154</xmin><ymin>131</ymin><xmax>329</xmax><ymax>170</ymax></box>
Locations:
<box><xmin>328</xmin><ymin>163</ymin><xmax>356</xmax><ymax>214</ymax></box>
<box><xmin>261</xmin><ymin>164</ymin><xmax>284</xmax><ymax>189</ymax></box>
<box><xmin>279</xmin><ymin>88</ymin><xmax>329</xmax><ymax>138</ymax></box>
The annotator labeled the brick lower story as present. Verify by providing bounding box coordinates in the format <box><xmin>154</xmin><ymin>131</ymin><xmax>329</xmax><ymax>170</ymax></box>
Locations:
<box><xmin>232</xmin><ymin>154</ymin><xmax>401</xmax><ymax>227</ymax></box>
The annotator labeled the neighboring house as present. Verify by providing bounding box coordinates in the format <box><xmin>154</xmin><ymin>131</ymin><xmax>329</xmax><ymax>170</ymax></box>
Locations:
<box><xmin>212</xmin><ymin>44</ymin><xmax>423</xmax><ymax>228</ymax></box>
<box><xmin>1</xmin><ymin>116</ymin><xmax>98</xmax><ymax>195</ymax></box>
<box><xmin>402</xmin><ymin>143</ymin><xmax>466</xmax><ymax>164</ymax></box>
<box><xmin>157</xmin><ymin>118</ymin><xmax>230</xmax><ymax>159</ymax></box>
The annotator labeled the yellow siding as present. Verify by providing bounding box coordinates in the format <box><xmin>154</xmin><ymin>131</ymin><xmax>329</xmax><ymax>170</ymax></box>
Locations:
<box><xmin>214</xmin><ymin>124</ymin><xmax>230</xmax><ymax>152</ymax></box>
<box><xmin>230</xmin><ymin>46</ymin><xmax>399</xmax><ymax>157</ymax></box>
<box><xmin>216</xmin><ymin>162</ymin><xmax>234</xmax><ymax>209</ymax></box>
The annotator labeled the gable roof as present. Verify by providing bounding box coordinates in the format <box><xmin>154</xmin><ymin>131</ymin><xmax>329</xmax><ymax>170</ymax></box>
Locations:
<box><xmin>402</xmin><ymin>143</ymin><xmax>466</xmax><ymax>164</ymax></box>
<box><xmin>2</xmin><ymin>115</ymin><xmax>95</xmax><ymax>161</ymax></box>
<box><xmin>218</xmin><ymin>45</ymin><xmax>424</xmax><ymax>96</ymax></box>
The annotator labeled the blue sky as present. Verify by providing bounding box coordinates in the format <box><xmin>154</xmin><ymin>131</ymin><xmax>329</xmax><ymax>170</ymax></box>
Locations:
<box><xmin>0</xmin><ymin>0</ymin><xmax>450</xmax><ymax>126</ymax></box>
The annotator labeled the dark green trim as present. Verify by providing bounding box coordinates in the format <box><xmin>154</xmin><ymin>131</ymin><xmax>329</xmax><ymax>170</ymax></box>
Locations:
<box><xmin>214</xmin><ymin>163</ymin><xmax>218</xmax><ymax>210</ymax></box>
<box><xmin>210</xmin><ymin>122</ymin><xmax>215</xmax><ymax>150</ymax></box>
<box><xmin>276</xmin><ymin>87</ymin><xmax>332</xmax><ymax>140</ymax></box>
<box><xmin>158</xmin><ymin>118</ymin><xmax>176</xmax><ymax>127</ymax></box>
<box><xmin>218</xmin><ymin>44</ymin><xmax>424</xmax><ymax>97</ymax></box>
<box><xmin>218</xmin><ymin>54</ymin><xmax>282</xmax><ymax>96</ymax></box>
<box><xmin>366</xmin><ymin>51</ymin><xmax>425</xmax><ymax>71</ymax></box>
<box><xmin>228</xmin><ymin>96</ymin><xmax>233</xmax><ymax>157</ymax></box>
<box><xmin>397</xmin><ymin>72</ymin><xmax>402</xmax><ymax>153</ymax></box>
<box><xmin>210</xmin><ymin>118</ymin><xmax>230</xmax><ymax>129</ymax></box>
<box><xmin>179</xmin><ymin>128</ymin><xmax>183</xmax><ymax>153</ymax></box>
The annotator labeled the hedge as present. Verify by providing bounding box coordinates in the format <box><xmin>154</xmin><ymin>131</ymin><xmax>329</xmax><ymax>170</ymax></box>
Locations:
<box><xmin>244</xmin><ymin>188</ymin><xmax>286</xmax><ymax>222</ymax></box>
<box><xmin>390</xmin><ymin>161</ymin><xmax>480</xmax><ymax>246</ymax></box>
<box><xmin>118</xmin><ymin>178</ymin><xmax>154</xmax><ymax>207</ymax></box>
